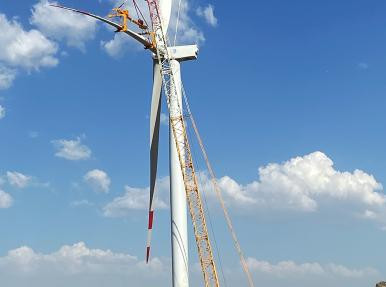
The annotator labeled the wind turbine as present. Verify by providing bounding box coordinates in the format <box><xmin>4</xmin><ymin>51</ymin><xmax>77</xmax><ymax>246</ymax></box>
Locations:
<box><xmin>52</xmin><ymin>1</ymin><xmax>198</xmax><ymax>286</ymax></box>
<box><xmin>51</xmin><ymin>1</ymin><xmax>255</xmax><ymax>287</ymax></box>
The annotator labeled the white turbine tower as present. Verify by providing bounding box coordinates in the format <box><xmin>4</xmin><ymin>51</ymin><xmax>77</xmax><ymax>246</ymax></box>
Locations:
<box><xmin>148</xmin><ymin>2</ymin><xmax>195</xmax><ymax>286</ymax></box>
<box><xmin>51</xmin><ymin>2</ymin><xmax>197</xmax><ymax>286</ymax></box>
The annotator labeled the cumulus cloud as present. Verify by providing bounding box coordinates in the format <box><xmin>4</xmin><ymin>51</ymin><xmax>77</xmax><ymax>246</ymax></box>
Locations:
<box><xmin>247</xmin><ymin>258</ymin><xmax>377</xmax><ymax>278</ymax></box>
<box><xmin>0</xmin><ymin>0</ymin><xmax>98</xmax><ymax>91</ymax></box>
<box><xmin>0</xmin><ymin>66</ymin><xmax>16</xmax><ymax>90</ymax></box>
<box><xmin>0</xmin><ymin>242</ymin><xmax>169</xmax><ymax>287</ymax></box>
<box><xmin>169</xmin><ymin>0</ymin><xmax>205</xmax><ymax>45</ymax></box>
<box><xmin>0</xmin><ymin>14</ymin><xmax>58</xmax><ymax>71</ymax></box>
<box><xmin>103</xmin><ymin>177</ymin><xmax>169</xmax><ymax>217</ymax></box>
<box><xmin>30</xmin><ymin>0</ymin><xmax>97</xmax><ymax>50</ymax></box>
<box><xmin>0</xmin><ymin>105</ymin><xmax>5</xmax><ymax>119</ymax></box>
<box><xmin>102</xmin><ymin>152</ymin><xmax>385</xmax><ymax>223</ymax></box>
<box><xmin>84</xmin><ymin>169</ymin><xmax>111</xmax><ymax>193</ymax></box>
<box><xmin>0</xmin><ymin>242</ymin><xmax>378</xmax><ymax>287</ymax></box>
<box><xmin>101</xmin><ymin>33</ymin><xmax>138</xmax><ymax>58</ymax></box>
<box><xmin>196</xmin><ymin>4</ymin><xmax>218</xmax><ymax>27</ymax></box>
<box><xmin>200</xmin><ymin>152</ymin><xmax>385</xmax><ymax>216</ymax></box>
<box><xmin>6</xmin><ymin>171</ymin><xmax>32</xmax><ymax>189</ymax></box>
<box><xmin>0</xmin><ymin>190</ymin><xmax>13</xmax><ymax>208</ymax></box>
<box><xmin>0</xmin><ymin>12</ymin><xmax>58</xmax><ymax>90</ymax></box>
<box><xmin>52</xmin><ymin>137</ymin><xmax>91</xmax><ymax>160</ymax></box>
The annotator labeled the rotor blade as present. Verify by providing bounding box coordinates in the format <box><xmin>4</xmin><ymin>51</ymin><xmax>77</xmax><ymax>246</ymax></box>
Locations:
<box><xmin>149</xmin><ymin>61</ymin><xmax>162</xmax><ymax>213</ymax></box>
<box><xmin>50</xmin><ymin>4</ymin><xmax>153</xmax><ymax>51</ymax></box>
<box><xmin>159</xmin><ymin>0</ymin><xmax>172</xmax><ymax>32</ymax></box>
<box><xmin>146</xmin><ymin>61</ymin><xmax>163</xmax><ymax>263</ymax></box>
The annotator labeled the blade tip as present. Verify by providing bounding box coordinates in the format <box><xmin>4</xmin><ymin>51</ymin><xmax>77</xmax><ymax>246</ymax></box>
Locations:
<box><xmin>146</xmin><ymin>246</ymin><xmax>150</xmax><ymax>263</ymax></box>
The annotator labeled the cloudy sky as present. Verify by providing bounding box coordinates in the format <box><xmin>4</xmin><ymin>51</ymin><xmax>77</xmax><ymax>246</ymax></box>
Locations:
<box><xmin>0</xmin><ymin>0</ymin><xmax>385</xmax><ymax>286</ymax></box>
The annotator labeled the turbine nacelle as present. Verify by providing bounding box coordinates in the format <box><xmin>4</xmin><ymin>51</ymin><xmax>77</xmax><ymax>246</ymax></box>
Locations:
<box><xmin>163</xmin><ymin>45</ymin><xmax>198</xmax><ymax>62</ymax></box>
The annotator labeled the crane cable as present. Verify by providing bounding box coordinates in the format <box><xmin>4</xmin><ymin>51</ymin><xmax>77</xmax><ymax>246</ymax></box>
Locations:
<box><xmin>186</xmin><ymin>118</ymin><xmax>228</xmax><ymax>287</ymax></box>
<box><xmin>132</xmin><ymin>0</ymin><xmax>150</xmax><ymax>28</ymax></box>
<box><xmin>173</xmin><ymin>0</ymin><xmax>182</xmax><ymax>46</ymax></box>
<box><xmin>181</xmin><ymin>84</ymin><xmax>256</xmax><ymax>287</ymax></box>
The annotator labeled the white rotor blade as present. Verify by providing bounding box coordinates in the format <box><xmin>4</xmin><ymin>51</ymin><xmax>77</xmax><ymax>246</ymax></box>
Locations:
<box><xmin>50</xmin><ymin>4</ymin><xmax>154</xmax><ymax>52</ymax></box>
<box><xmin>147</xmin><ymin>61</ymin><xmax>162</xmax><ymax>263</ymax></box>
<box><xmin>149</xmin><ymin>61</ymin><xmax>162</xmax><ymax>211</ymax></box>
<box><xmin>159</xmin><ymin>0</ymin><xmax>172</xmax><ymax>32</ymax></box>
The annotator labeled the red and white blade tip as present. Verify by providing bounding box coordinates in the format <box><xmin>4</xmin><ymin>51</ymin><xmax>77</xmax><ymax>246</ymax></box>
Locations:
<box><xmin>146</xmin><ymin>210</ymin><xmax>154</xmax><ymax>263</ymax></box>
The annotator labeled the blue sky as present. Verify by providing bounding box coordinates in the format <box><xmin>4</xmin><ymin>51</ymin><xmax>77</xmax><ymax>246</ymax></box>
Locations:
<box><xmin>0</xmin><ymin>0</ymin><xmax>385</xmax><ymax>286</ymax></box>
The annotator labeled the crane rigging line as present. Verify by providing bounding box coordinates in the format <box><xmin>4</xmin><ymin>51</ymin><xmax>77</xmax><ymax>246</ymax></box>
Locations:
<box><xmin>173</xmin><ymin>0</ymin><xmax>182</xmax><ymax>46</ymax></box>
<box><xmin>117</xmin><ymin>0</ymin><xmax>127</xmax><ymax>9</ymax></box>
<box><xmin>132</xmin><ymin>0</ymin><xmax>150</xmax><ymax>28</ymax></box>
<box><xmin>186</xmin><ymin>120</ymin><xmax>228</xmax><ymax>287</ymax></box>
<box><xmin>181</xmin><ymin>84</ymin><xmax>256</xmax><ymax>287</ymax></box>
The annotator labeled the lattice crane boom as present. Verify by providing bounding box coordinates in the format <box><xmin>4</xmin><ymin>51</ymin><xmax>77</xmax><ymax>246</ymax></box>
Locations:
<box><xmin>146</xmin><ymin>0</ymin><xmax>220</xmax><ymax>286</ymax></box>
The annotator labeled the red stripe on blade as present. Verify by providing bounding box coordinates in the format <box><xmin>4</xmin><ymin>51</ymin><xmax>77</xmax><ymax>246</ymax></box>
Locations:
<box><xmin>148</xmin><ymin>210</ymin><xmax>154</xmax><ymax>229</ymax></box>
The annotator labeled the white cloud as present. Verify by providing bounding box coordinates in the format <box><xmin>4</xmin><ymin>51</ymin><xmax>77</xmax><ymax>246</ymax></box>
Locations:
<box><xmin>202</xmin><ymin>152</ymin><xmax>384</xmax><ymax>215</ymax></box>
<box><xmin>196</xmin><ymin>4</ymin><xmax>218</xmax><ymax>27</ymax></box>
<box><xmin>6</xmin><ymin>171</ymin><xmax>32</xmax><ymax>188</ymax></box>
<box><xmin>0</xmin><ymin>242</ymin><xmax>169</xmax><ymax>286</ymax></box>
<box><xmin>103</xmin><ymin>177</ymin><xmax>169</xmax><ymax>217</ymax></box>
<box><xmin>169</xmin><ymin>0</ymin><xmax>205</xmax><ymax>45</ymax></box>
<box><xmin>0</xmin><ymin>190</ymin><xmax>13</xmax><ymax>208</ymax></box>
<box><xmin>84</xmin><ymin>169</ymin><xmax>111</xmax><ymax>193</ymax></box>
<box><xmin>0</xmin><ymin>13</ymin><xmax>58</xmax><ymax>71</ymax></box>
<box><xmin>0</xmin><ymin>66</ymin><xmax>16</xmax><ymax>90</ymax></box>
<box><xmin>52</xmin><ymin>137</ymin><xmax>91</xmax><ymax>160</ymax></box>
<box><xmin>101</xmin><ymin>33</ymin><xmax>138</xmax><ymax>58</ymax></box>
<box><xmin>0</xmin><ymin>242</ymin><xmax>378</xmax><ymax>287</ymax></box>
<box><xmin>247</xmin><ymin>258</ymin><xmax>377</xmax><ymax>278</ymax></box>
<box><xmin>101</xmin><ymin>151</ymin><xmax>386</xmax><ymax>222</ymax></box>
<box><xmin>0</xmin><ymin>105</ymin><xmax>5</xmax><ymax>119</ymax></box>
<box><xmin>0</xmin><ymin>12</ymin><xmax>58</xmax><ymax>90</ymax></box>
<box><xmin>30</xmin><ymin>0</ymin><xmax>97</xmax><ymax>51</ymax></box>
